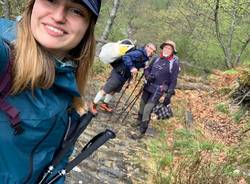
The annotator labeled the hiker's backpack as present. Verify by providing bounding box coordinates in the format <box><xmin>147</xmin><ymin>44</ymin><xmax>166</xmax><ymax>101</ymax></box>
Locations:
<box><xmin>99</xmin><ymin>39</ymin><xmax>136</xmax><ymax>64</ymax></box>
<box><xmin>0</xmin><ymin>42</ymin><xmax>25</xmax><ymax>135</ymax></box>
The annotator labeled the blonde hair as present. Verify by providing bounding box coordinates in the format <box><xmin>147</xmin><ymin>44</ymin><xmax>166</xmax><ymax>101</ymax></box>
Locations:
<box><xmin>12</xmin><ymin>0</ymin><xmax>96</xmax><ymax>109</ymax></box>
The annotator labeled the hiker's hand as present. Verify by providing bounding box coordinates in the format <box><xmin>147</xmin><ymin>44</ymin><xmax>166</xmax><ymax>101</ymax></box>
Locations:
<box><xmin>160</xmin><ymin>85</ymin><xmax>167</xmax><ymax>92</ymax></box>
<box><xmin>145</xmin><ymin>73</ymin><xmax>155</xmax><ymax>83</ymax></box>
<box><xmin>163</xmin><ymin>93</ymin><xmax>172</xmax><ymax>106</ymax></box>
<box><xmin>130</xmin><ymin>67</ymin><xmax>138</xmax><ymax>74</ymax></box>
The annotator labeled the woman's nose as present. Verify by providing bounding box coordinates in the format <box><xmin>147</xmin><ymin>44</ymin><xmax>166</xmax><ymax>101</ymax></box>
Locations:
<box><xmin>51</xmin><ymin>6</ymin><xmax>67</xmax><ymax>24</ymax></box>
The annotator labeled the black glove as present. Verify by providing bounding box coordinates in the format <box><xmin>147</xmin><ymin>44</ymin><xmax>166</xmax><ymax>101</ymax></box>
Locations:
<box><xmin>163</xmin><ymin>92</ymin><xmax>172</xmax><ymax>106</ymax></box>
<box><xmin>145</xmin><ymin>73</ymin><xmax>155</xmax><ymax>83</ymax></box>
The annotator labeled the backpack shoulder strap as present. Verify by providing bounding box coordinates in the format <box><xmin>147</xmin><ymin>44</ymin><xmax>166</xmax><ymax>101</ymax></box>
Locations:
<box><xmin>169</xmin><ymin>56</ymin><xmax>179</xmax><ymax>73</ymax></box>
<box><xmin>0</xmin><ymin>56</ymin><xmax>12</xmax><ymax>94</ymax></box>
<box><xmin>149</xmin><ymin>56</ymin><xmax>160</xmax><ymax>66</ymax></box>
<box><xmin>0</xmin><ymin>43</ymin><xmax>24</xmax><ymax>135</ymax></box>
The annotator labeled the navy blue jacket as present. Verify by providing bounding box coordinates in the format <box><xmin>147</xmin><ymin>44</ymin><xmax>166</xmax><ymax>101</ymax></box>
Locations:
<box><xmin>111</xmin><ymin>47</ymin><xmax>149</xmax><ymax>79</ymax></box>
<box><xmin>144</xmin><ymin>56</ymin><xmax>180</xmax><ymax>94</ymax></box>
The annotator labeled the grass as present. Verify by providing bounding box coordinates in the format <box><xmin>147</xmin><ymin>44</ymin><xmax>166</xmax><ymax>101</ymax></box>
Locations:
<box><xmin>232</xmin><ymin>105</ymin><xmax>248</xmax><ymax>123</ymax></box>
<box><xmin>145</xmin><ymin>115</ymin><xmax>247</xmax><ymax>184</ymax></box>
<box><xmin>215</xmin><ymin>102</ymin><xmax>230</xmax><ymax>114</ymax></box>
<box><xmin>223</xmin><ymin>69</ymin><xmax>238</xmax><ymax>75</ymax></box>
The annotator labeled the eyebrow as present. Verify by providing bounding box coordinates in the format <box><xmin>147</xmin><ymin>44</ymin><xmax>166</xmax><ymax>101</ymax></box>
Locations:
<box><xmin>71</xmin><ymin>0</ymin><xmax>83</xmax><ymax>5</ymax></box>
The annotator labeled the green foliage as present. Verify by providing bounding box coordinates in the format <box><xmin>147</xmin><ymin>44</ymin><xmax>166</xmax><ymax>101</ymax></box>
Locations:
<box><xmin>232</xmin><ymin>106</ymin><xmax>247</xmax><ymax>123</ymax></box>
<box><xmin>97</xmin><ymin>0</ymin><xmax>249</xmax><ymax>71</ymax></box>
<box><xmin>215</xmin><ymin>103</ymin><xmax>230</xmax><ymax>114</ymax></box>
<box><xmin>218</xmin><ymin>87</ymin><xmax>233</xmax><ymax>95</ymax></box>
<box><xmin>223</xmin><ymin>69</ymin><xmax>238</xmax><ymax>75</ymax></box>
<box><xmin>92</xmin><ymin>58</ymin><xmax>110</xmax><ymax>74</ymax></box>
<box><xmin>2</xmin><ymin>0</ymin><xmax>249</xmax><ymax>71</ymax></box>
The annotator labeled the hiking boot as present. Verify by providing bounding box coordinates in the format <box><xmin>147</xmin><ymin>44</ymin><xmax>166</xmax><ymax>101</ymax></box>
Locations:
<box><xmin>130</xmin><ymin>132</ymin><xmax>144</xmax><ymax>140</ymax></box>
<box><xmin>90</xmin><ymin>102</ymin><xmax>98</xmax><ymax>116</ymax></box>
<box><xmin>139</xmin><ymin>120</ymin><xmax>149</xmax><ymax>134</ymax></box>
<box><xmin>131</xmin><ymin>113</ymin><xmax>142</xmax><ymax>127</ymax></box>
<box><xmin>130</xmin><ymin>120</ymin><xmax>149</xmax><ymax>140</ymax></box>
<box><xmin>136</xmin><ymin>113</ymin><xmax>143</xmax><ymax>121</ymax></box>
<box><xmin>99</xmin><ymin>103</ymin><xmax>113</xmax><ymax>113</ymax></box>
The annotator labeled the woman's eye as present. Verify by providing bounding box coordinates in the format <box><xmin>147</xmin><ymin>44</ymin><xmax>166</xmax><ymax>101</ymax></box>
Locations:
<box><xmin>47</xmin><ymin>0</ymin><xmax>56</xmax><ymax>3</ymax></box>
<box><xmin>69</xmin><ymin>8</ymin><xmax>84</xmax><ymax>17</ymax></box>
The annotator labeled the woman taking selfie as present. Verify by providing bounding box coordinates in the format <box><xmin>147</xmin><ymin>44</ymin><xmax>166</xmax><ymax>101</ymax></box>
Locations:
<box><xmin>0</xmin><ymin>0</ymin><xmax>101</xmax><ymax>183</ymax></box>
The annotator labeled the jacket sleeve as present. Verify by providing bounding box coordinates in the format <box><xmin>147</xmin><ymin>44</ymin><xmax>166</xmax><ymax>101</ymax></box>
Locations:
<box><xmin>0</xmin><ymin>18</ymin><xmax>17</xmax><ymax>42</ymax></box>
<box><xmin>168</xmin><ymin>58</ymin><xmax>180</xmax><ymax>94</ymax></box>
<box><xmin>0</xmin><ymin>18</ymin><xmax>16</xmax><ymax>74</ymax></box>
<box><xmin>122</xmin><ymin>50</ymin><xmax>143</xmax><ymax>70</ymax></box>
<box><xmin>0</xmin><ymin>38</ymin><xmax>10</xmax><ymax>74</ymax></box>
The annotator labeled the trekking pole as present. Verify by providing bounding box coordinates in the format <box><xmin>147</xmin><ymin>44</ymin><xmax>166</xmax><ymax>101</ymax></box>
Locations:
<box><xmin>122</xmin><ymin>73</ymin><xmax>144</xmax><ymax>110</ymax></box>
<box><xmin>38</xmin><ymin>112</ymin><xmax>94</xmax><ymax>184</ymax></box>
<box><xmin>113</xmin><ymin>80</ymin><xmax>130</xmax><ymax>114</ymax></box>
<box><xmin>107</xmin><ymin>80</ymin><xmax>130</xmax><ymax>123</ymax></box>
<box><xmin>120</xmin><ymin>87</ymin><xmax>143</xmax><ymax>124</ymax></box>
<box><xmin>45</xmin><ymin>129</ymin><xmax>116</xmax><ymax>184</ymax></box>
<box><xmin>113</xmin><ymin>73</ymin><xmax>144</xmax><ymax>122</ymax></box>
<box><xmin>115</xmin><ymin>86</ymin><xmax>144</xmax><ymax>123</ymax></box>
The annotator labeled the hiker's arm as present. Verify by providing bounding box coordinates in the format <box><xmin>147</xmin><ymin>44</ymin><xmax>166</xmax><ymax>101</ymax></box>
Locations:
<box><xmin>123</xmin><ymin>50</ymin><xmax>140</xmax><ymax>71</ymax></box>
<box><xmin>168</xmin><ymin>60</ymin><xmax>180</xmax><ymax>93</ymax></box>
<box><xmin>144</xmin><ymin>57</ymin><xmax>157</xmax><ymax>79</ymax></box>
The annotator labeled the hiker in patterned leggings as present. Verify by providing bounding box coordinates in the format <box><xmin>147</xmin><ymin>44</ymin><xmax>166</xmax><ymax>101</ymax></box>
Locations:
<box><xmin>132</xmin><ymin>40</ymin><xmax>180</xmax><ymax>139</ymax></box>
<box><xmin>91</xmin><ymin>43</ymin><xmax>156</xmax><ymax>115</ymax></box>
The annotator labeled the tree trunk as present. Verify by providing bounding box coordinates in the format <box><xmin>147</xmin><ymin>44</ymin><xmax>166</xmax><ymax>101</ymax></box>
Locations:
<box><xmin>96</xmin><ymin>0</ymin><xmax>121</xmax><ymax>55</ymax></box>
<box><xmin>2</xmin><ymin>0</ymin><xmax>10</xmax><ymax>18</ymax></box>
<box><xmin>214</xmin><ymin>0</ymin><xmax>232</xmax><ymax>68</ymax></box>
<box><xmin>176</xmin><ymin>80</ymin><xmax>211</xmax><ymax>91</ymax></box>
<box><xmin>235</xmin><ymin>36</ymin><xmax>250</xmax><ymax>65</ymax></box>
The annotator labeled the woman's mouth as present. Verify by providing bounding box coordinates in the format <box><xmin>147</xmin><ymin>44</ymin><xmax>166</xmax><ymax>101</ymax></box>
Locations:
<box><xmin>44</xmin><ymin>24</ymin><xmax>67</xmax><ymax>36</ymax></box>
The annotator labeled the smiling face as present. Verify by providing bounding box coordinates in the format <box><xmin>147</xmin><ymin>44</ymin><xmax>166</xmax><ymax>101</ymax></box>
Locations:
<box><xmin>162</xmin><ymin>44</ymin><xmax>174</xmax><ymax>57</ymax></box>
<box><xmin>31</xmin><ymin>0</ymin><xmax>91</xmax><ymax>58</ymax></box>
<box><xmin>145</xmin><ymin>44</ymin><xmax>156</xmax><ymax>57</ymax></box>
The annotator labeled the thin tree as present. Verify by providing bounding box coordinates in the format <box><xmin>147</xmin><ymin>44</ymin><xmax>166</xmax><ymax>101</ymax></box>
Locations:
<box><xmin>96</xmin><ymin>0</ymin><xmax>121</xmax><ymax>55</ymax></box>
<box><xmin>213</xmin><ymin>0</ymin><xmax>249</xmax><ymax>68</ymax></box>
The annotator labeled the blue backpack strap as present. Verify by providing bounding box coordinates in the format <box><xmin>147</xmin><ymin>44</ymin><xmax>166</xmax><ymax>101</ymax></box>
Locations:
<box><xmin>0</xmin><ymin>43</ymin><xmax>24</xmax><ymax>135</ymax></box>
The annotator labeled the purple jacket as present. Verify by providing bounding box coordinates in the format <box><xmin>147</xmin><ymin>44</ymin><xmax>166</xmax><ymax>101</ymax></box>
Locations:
<box><xmin>144</xmin><ymin>56</ymin><xmax>180</xmax><ymax>95</ymax></box>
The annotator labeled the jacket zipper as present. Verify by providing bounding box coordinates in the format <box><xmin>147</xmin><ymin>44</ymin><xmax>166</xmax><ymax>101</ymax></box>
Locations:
<box><xmin>22</xmin><ymin>117</ymin><xmax>58</xmax><ymax>184</ymax></box>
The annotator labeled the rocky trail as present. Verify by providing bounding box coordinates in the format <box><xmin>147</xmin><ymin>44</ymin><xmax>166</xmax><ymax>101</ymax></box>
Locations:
<box><xmin>66</xmin><ymin>82</ymin><xmax>154</xmax><ymax>184</ymax></box>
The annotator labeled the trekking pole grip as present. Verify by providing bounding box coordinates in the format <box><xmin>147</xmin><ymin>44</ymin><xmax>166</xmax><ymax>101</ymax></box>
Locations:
<box><xmin>65</xmin><ymin>129</ymin><xmax>116</xmax><ymax>172</ymax></box>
